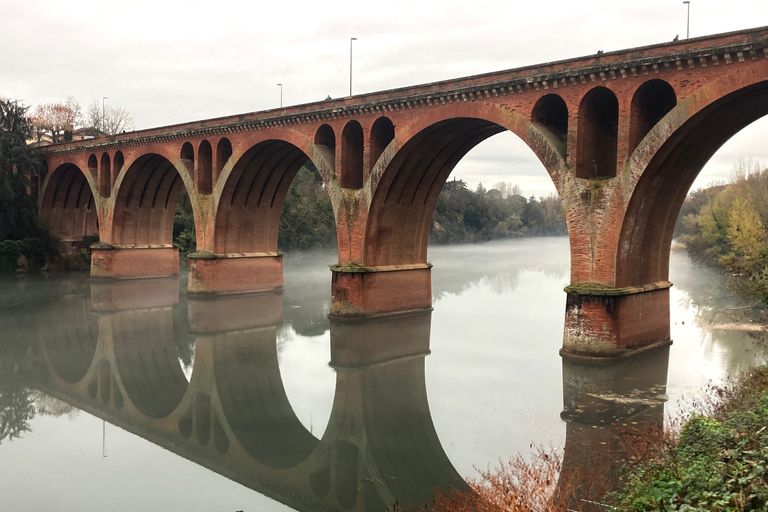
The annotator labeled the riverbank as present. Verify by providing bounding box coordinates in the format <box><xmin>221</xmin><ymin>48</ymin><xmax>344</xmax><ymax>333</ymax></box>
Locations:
<box><xmin>611</xmin><ymin>365</ymin><xmax>768</xmax><ymax>511</ymax></box>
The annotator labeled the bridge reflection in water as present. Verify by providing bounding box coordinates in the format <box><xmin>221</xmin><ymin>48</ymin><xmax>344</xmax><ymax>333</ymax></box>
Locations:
<box><xmin>31</xmin><ymin>278</ymin><xmax>669</xmax><ymax>511</ymax></box>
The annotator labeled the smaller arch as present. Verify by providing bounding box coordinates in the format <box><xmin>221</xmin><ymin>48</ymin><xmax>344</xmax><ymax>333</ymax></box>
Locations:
<box><xmin>99</xmin><ymin>153</ymin><xmax>111</xmax><ymax>197</ymax></box>
<box><xmin>315</xmin><ymin>124</ymin><xmax>336</xmax><ymax>150</ymax></box>
<box><xmin>215</xmin><ymin>137</ymin><xmax>233</xmax><ymax>184</ymax></box>
<box><xmin>576</xmin><ymin>87</ymin><xmax>619</xmax><ymax>179</ymax></box>
<box><xmin>87</xmin><ymin>154</ymin><xmax>98</xmax><ymax>180</ymax></box>
<box><xmin>341</xmin><ymin>120</ymin><xmax>363</xmax><ymax>189</ymax></box>
<box><xmin>180</xmin><ymin>141</ymin><xmax>195</xmax><ymax>177</ymax></box>
<box><xmin>198</xmin><ymin>140</ymin><xmax>213</xmax><ymax>194</ymax></box>
<box><xmin>629</xmin><ymin>79</ymin><xmax>677</xmax><ymax>154</ymax></box>
<box><xmin>531</xmin><ymin>94</ymin><xmax>568</xmax><ymax>147</ymax></box>
<box><xmin>113</xmin><ymin>151</ymin><xmax>124</xmax><ymax>188</ymax></box>
<box><xmin>370</xmin><ymin>117</ymin><xmax>395</xmax><ymax>171</ymax></box>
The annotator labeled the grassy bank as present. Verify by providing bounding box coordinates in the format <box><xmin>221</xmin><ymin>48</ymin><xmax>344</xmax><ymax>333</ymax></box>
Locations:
<box><xmin>611</xmin><ymin>367</ymin><xmax>768</xmax><ymax>511</ymax></box>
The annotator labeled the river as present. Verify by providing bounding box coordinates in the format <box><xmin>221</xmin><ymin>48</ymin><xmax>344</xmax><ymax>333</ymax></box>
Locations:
<box><xmin>0</xmin><ymin>237</ymin><xmax>765</xmax><ymax>511</ymax></box>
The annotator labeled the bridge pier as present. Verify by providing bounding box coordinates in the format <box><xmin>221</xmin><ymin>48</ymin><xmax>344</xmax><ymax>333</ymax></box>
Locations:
<box><xmin>90</xmin><ymin>244</ymin><xmax>180</xmax><ymax>279</ymax></box>
<box><xmin>187</xmin><ymin>253</ymin><xmax>283</xmax><ymax>296</ymax></box>
<box><xmin>561</xmin><ymin>282</ymin><xmax>672</xmax><ymax>360</ymax></box>
<box><xmin>329</xmin><ymin>264</ymin><xmax>433</xmax><ymax>319</ymax></box>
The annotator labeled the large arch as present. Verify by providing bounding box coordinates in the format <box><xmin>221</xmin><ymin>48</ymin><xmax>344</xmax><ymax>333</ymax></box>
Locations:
<box><xmin>213</xmin><ymin>139</ymin><xmax>312</xmax><ymax>254</ymax></box>
<box><xmin>39</xmin><ymin>163</ymin><xmax>99</xmax><ymax>241</ymax></box>
<box><xmin>363</xmin><ymin>107</ymin><xmax>565</xmax><ymax>268</ymax></box>
<box><xmin>111</xmin><ymin>153</ymin><xmax>188</xmax><ymax>246</ymax></box>
<box><xmin>616</xmin><ymin>78</ymin><xmax>768</xmax><ymax>288</ymax></box>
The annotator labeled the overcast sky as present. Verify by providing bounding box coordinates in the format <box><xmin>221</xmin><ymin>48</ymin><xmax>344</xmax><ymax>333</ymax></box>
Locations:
<box><xmin>3</xmin><ymin>0</ymin><xmax>767</xmax><ymax>197</ymax></box>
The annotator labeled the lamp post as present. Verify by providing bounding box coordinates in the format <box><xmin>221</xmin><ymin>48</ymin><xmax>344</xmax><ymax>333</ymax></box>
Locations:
<box><xmin>277</xmin><ymin>83</ymin><xmax>283</xmax><ymax>108</ymax></box>
<box><xmin>102</xmin><ymin>96</ymin><xmax>108</xmax><ymax>134</ymax></box>
<box><xmin>350</xmin><ymin>37</ymin><xmax>357</xmax><ymax>97</ymax></box>
<box><xmin>683</xmin><ymin>1</ymin><xmax>690</xmax><ymax>39</ymax></box>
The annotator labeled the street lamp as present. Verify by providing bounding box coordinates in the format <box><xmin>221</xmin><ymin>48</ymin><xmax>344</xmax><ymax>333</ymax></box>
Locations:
<box><xmin>350</xmin><ymin>37</ymin><xmax>357</xmax><ymax>97</ymax></box>
<box><xmin>277</xmin><ymin>83</ymin><xmax>283</xmax><ymax>108</ymax></box>
<box><xmin>683</xmin><ymin>1</ymin><xmax>690</xmax><ymax>39</ymax></box>
<box><xmin>102</xmin><ymin>96</ymin><xmax>108</xmax><ymax>134</ymax></box>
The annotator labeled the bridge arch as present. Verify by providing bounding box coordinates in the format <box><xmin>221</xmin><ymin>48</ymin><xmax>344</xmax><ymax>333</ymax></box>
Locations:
<box><xmin>111</xmin><ymin>153</ymin><xmax>192</xmax><ymax>246</ymax></box>
<box><xmin>363</xmin><ymin>103</ymin><xmax>566</xmax><ymax>267</ymax></box>
<box><xmin>616</xmin><ymin>73</ymin><xmax>768</xmax><ymax>287</ymax></box>
<box><xmin>39</xmin><ymin>162</ymin><xmax>99</xmax><ymax>242</ymax></box>
<box><xmin>213</xmin><ymin>138</ymin><xmax>326</xmax><ymax>254</ymax></box>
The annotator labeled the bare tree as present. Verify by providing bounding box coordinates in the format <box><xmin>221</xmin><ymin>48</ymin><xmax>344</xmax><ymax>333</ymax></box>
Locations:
<box><xmin>29</xmin><ymin>98</ymin><xmax>82</xmax><ymax>143</ymax></box>
<box><xmin>86</xmin><ymin>99</ymin><xmax>135</xmax><ymax>136</ymax></box>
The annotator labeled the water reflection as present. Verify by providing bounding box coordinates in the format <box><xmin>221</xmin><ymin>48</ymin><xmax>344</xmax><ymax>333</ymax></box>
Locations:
<box><xmin>2</xmin><ymin>240</ymin><xmax>768</xmax><ymax>510</ymax></box>
<box><xmin>558</xmin><ymin>349</ymin><xmax>669</xmax><ymax>511</ymax></box>
<box><xmin>6</xmin><ymin>278</ymin><xmax>467</xmax><ymax>511</ymax></box>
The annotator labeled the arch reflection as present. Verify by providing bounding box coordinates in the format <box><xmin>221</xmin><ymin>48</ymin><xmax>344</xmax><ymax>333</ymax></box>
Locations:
<box><xmin>28</xmin><ymin>280</ymin><xmax>465</xmax><ymax>511</ymax></box>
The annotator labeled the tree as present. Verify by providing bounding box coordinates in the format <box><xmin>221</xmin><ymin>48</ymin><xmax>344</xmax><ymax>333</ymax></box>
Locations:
<box><xmin>0</xmin><ymin>98</ymin><xmax>31</xmax><ymax>138</ymax></box>
<box><xmin>30</xmin><ymin>97</ymin><xmax>81</xmax><ymax>143</ymax></box>
<box><xmin>723</xmin><ymin>198</ymin><xmax>766</xmax><ymax>272</ymax></box>
<box><xmin>86</xmin><ymin>100</ymin><xmax>134</xmax><ymax>136</ymax></box>
<box><xmin>0</xmin><ymin>98</ymin><xmax>40</xmax><ymax>241</ymax></box>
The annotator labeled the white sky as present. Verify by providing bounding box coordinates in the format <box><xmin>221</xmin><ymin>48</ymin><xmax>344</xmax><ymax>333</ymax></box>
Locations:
<box><xmin>3</xmin><ymin>0</ymin><xmax>767</xmax><ymax>198</ymax></box>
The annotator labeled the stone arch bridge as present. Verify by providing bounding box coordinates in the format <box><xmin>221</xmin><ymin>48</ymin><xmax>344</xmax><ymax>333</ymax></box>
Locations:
<box><xmin>36</xmin><ymin>26</ymin><xmax>768</xmax><ymax>358</ymax></box>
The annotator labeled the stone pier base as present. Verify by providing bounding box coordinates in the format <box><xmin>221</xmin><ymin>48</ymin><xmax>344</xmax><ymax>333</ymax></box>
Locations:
<box><xmin>187</xmin><ymin>252</ymin><xmax>283</xmax><ymax>296</ymax></box>
<box><xmin>330</xmin><ymin>263</ymin><xmax>433</xmax><ymax>319</ymax></box>
<box><xmin>91</xmin><ymin>245</ymin><xmax>180</xmax><ymax>279</ymax></box>
<box><xmin>561</xmin><ymin>281</ymin><xmax>673</xmax><ymax>360</ymax></box>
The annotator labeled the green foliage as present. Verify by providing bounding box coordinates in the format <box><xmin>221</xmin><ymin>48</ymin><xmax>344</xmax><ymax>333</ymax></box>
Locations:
<box><xmin>278</xmin><ymin>162</ymin><xmax>337</xmax><ymax>251</ymax></box>
<box><xmin>173</xmin><ymin>190</ymin><xmax>196</xmax><ymax>254</ymax></box>
<box><xmin>612</xmin><ymin>367</ymin><xmax>768</xmax><ymax>511</ymax></box>
<box><xmin>679</xmin><ymin>161</ymin><xmax>768</xmax><ymax>305</ymax></box>
<box><xmin>430</xmin><ymin>179</ymin><xmax>567</xmax><ymax>245</ymax></box>
<box><xmin>66</xmin><ymin>234</ymin><xmax>99</xmax><ymax>270</ymax></box>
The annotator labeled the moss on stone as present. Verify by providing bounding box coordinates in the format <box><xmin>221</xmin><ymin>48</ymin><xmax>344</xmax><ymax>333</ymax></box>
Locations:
<box><xmin>187</xmin><ymin>250</ymin><xmax>217</xmax><ymax>260</ymax></box>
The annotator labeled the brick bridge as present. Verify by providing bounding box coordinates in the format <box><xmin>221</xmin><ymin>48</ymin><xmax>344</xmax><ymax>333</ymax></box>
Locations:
<box><xmin>36</xmin><ymin>26</ymin><xmax>768</xmax><ymax>359</ymax></box>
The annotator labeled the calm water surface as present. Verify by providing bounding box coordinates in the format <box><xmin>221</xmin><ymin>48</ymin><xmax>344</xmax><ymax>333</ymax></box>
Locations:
<box><xmin>0</xmin><ymin>237</ymin><xmax>765</xmax><ymax>511</ymax></box>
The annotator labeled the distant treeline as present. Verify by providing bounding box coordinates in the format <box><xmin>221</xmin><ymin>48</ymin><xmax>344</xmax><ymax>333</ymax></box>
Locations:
<box><xmin>676</xmin><ymin>159</ymin><xmax>768</xmax><ymax>304</ymax></box>
<box><xmin>271</xmin><ymin>164</ymin><xmax>567</xmax><ymax>251</ymax></box>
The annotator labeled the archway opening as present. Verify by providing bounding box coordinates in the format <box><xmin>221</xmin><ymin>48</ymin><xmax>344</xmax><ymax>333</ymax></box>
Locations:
<box><xmin>629</xmin><ymin>79</ymin><xmax>677</xmax><ymax>154</ymax></box>
<box><xmin>576</xmin><ymin>87</ymin><xmax>619</xmax><ymax>179</ymax></box>
<box><xmin>99</xmin><ymin>153</ymin><xmax>111</xmax><ymax>197</ymax></box>
<box><xmin>532</xmin><ymin>94</ymin><xmax>568</xmax><ymax>148</ymax></box>
<box><xmin>198</xmin><ymin>140</ymin><xmax>213</xmax><ymax>195</ymax></box>
<box><xmin>40</xmin><ymin>163</ymin><xmax>98</xmax><ymax>242</ymax></box>
<box><xmin>113</xmin><ymin>151</ymin><xmax>124</xmax><ymax>189</ymax></box>
<box><xmin>370</xmin><ymin>116</ymin><xmax>395</xmax><ymax>172</ymax></box>
<box><xmin>215</xmin><ymin>140</ymin><xmax>331</xmax><ymax>255</ymax></box>
<box><xmin>215</xmin><ymin>137</ymin><xmax>233</xmax><ymax>185</ymax></box>
<box><xmin>341</xmin><ymin>120</ymin><xmax>364</xmax><ymax>189</ymax></box>
<box><xmin>365</xmin><ymin>118</ymin><xmax>565</xmax><ymax>268</ymax></box>
<box><xmin>113</xmin><ymin>153</ymin><xmax>192</xmax><ymax>252</ymax></box>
